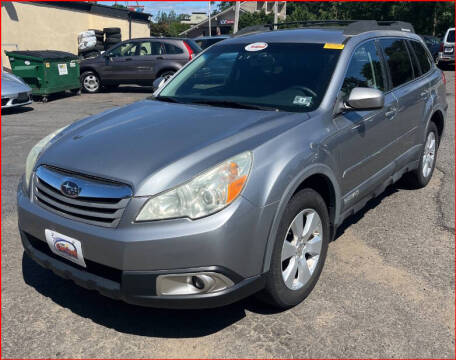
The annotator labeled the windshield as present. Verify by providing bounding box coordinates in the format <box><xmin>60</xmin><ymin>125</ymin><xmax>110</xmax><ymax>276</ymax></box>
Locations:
<box><xmin>447</xmin><ymin>30</ymin><xmax>455</xmax><ymax>43</ymax></box>
<box><xmin>158</xmin><ymin>42</ymin><xmax>342</xmax><ymax>112</ymax></box>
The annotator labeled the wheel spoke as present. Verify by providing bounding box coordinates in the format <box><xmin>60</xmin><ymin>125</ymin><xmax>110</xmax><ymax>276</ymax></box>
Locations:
<box><xmin>290</xmin><ymin>213</ymin><xmax>304</xmax><ymax>240</ymax></box>
<box><xmin>305</xmin><ymin>235</ymin><xmax>322</xmax><ymax>256</ymax></box>
<box><xmin>281</xmin><ymin>240</ymin><xmax>297</xmax><ymax>261</ymax></box>
<box><xmin>302</xmin><ymin>211</ymin><xmax>320</xmax><ymax>242</ymax></box>
<box><xmin>283</xmin><ymin>257</ymin><xmax>298</xmax><ymax>288</ymax></box>
<box><xmin>297</xmin><ymin>258</ymin><xmax>311</xmax><ymax>285</ymax></box>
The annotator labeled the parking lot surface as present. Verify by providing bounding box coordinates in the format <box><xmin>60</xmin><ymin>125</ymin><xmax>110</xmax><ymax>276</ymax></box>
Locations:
<box><xmin>2</xmin><ymin>76</ymin><xmax>455</xmax><ymax>358</ymax></box>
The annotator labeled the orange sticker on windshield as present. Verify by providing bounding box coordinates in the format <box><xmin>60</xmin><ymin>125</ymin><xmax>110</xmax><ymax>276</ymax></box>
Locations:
<box><xmin>324</xmin><ymin>43</ymin><xmax>345</xmax><ymax>50</ymax></box>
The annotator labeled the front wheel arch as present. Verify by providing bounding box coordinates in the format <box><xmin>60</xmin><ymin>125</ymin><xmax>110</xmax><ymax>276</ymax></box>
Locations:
<box><xmin>261</xmin><ymin>165</ymin><xmax>341</xmax><ymax>274</ymax></box>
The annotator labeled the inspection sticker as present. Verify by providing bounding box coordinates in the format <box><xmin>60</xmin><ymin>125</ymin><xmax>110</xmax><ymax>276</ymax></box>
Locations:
<box><xmin>324</xmin><ymin>43</ymin><xmax>345</xmax><ymax>50</ymax></box>
<box><xmin>245</xmin><ymin>42</ymin><xmax>268</xmax><ymax>51</ymax></box>
<box><xmin>58</xmin><ymin>63</ymin><xmax>68</xmax><ymax>75</ymax></box>
<box><xmin>293</xmin><ymin>96</ymin><xmax>312</xmax><ymax>107</ymax></box>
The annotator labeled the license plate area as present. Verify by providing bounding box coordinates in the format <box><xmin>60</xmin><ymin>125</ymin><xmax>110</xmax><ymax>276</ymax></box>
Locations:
<box><xmin>45</xmin><ymin>229</ymin><xmax>86</xmax><ymax>267</ymax></box>
<box><xmin>444</xmin><ymin>47</ymin><xmax>454</xmax><ymax>53</ymax></box>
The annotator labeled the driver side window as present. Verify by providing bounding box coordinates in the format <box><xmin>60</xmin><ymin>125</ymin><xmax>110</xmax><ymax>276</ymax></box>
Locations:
<box><xmin>109</xmin><ymin>42</ymin><xmax>138</xmax><ymax>57</ymax></box>
<box><xmin>341</xmin><ymin>41</ymin><xmax>385</xmax><ymax>98</ymax></box>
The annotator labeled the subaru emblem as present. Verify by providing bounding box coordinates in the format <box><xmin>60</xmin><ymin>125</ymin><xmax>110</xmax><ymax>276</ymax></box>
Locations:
<box><xmin>61</xmin><ymin>180</ymin><xmax>80</xmax><ymax>198</ymax></box>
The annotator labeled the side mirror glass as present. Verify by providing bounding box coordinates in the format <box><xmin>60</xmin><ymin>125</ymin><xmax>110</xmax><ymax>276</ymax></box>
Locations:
<box><xmin>153</xmin><ymin>76</ymin><xmax>167</xmax><ymax>91</ymax></box>
<box><xmin>346</xmin><ymin>87</ymin><xmax>384</xmax><ymax>110</ymax></box>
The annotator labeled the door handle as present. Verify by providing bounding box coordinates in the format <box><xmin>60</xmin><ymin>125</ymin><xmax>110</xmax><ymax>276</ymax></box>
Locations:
<box><xmin>125</xmin><ymin>58</ymin><xmax>133</xmax><ymax>61</ymax></box>
<box><xmin>157</xmin><ymin>56</ymin><xmax>164</xmax><ymax>60</ymax></box>
<box><xmin>385</xmin><ymin>108</ymin><xmax>397</xmax><ymax>119</ymax></box>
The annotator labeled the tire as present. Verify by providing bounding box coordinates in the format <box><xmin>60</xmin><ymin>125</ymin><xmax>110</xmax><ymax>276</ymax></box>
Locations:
<box><xmin>80</xmin><ymin>71</ymin><xmax>101</xmax><ymax>93</ymax></box>
<box><xmin>106</xmin><ymin>33</ymin><xmax>121</xmax><ymax>40</ymax></box>
<box><xmin>103</xmin><ymin>27</ymin><xmax>121</xmax><ymax>35</ymax></box>
<box><xmin>89</xmin><ymin>29</ymin><xmax>104</xmax><ymax>36</ymax></box>
<box><xmin>404</xmin><ymin>122</ymin><xmax>439</xmax><ymax>188</ymax></box>
<box><xmin>95</xmin><ymin>44</ymin><xmax>104</xmax><ymax>51</ymax></box>
<box><xmin>96</xmin><ymin>34</ymin><xmax>104</xmax><ymax>42</ymax></box>
<box><xmin>158</xmin><ymin>70</ymin><xmax>176</xmax><ymax>81</ymax></box>
<box><xmin>105</xmin><ymin>38</ymin><xmax>121</xmax><ymax>45</ymax></box>
<box><xmin>261</xmin><ymin>189</ymin><xmax>330</xmax><ymax>309</ymax></box>
<box><xmin>81</xmin><ymin>51</ymin><xmax>100</xmax><ymax>59</ymax></box>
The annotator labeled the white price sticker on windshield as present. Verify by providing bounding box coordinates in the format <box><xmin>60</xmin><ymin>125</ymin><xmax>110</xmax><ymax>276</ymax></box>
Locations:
<box><xmin>293</xmin><ymin>96</ymin><xmax>312</xmax><ymax>107</ymax></box>
<box><xmin>245</xmin><ymin>42</ymin><xmax>268</xmax><ymax>52</ymax></box>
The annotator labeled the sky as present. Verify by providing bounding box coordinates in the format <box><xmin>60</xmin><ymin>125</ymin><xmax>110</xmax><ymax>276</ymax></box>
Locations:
<box><xmin>99</xmin><ymin>1</ymin><xmax>221</xmax><ymax>18</ymax></box>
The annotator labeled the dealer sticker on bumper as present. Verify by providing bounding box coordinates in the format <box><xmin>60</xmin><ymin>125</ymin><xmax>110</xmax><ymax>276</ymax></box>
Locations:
<box><xmin>45</xmin><ymin>229</ymin><xmax>86</xmax><ymax>268</ymax></box>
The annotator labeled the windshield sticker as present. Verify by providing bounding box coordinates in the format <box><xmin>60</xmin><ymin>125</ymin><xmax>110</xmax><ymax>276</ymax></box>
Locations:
<box><xmin>245</xmin><ymin>42</ymin><xmax>268</xmax><ymax>52</ymax></box>
<box><xmin>293</xmin><ymin>96</ymin><xmax>312</xmax><ymax>107</ymax></box>
<box><xmin>324</xmin><ymin>43</ymin><xmax>345</xmax><ymax>50</ymax></box>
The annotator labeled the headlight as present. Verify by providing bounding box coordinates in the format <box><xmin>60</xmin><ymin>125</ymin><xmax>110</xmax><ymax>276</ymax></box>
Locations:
<box><xmin>25</xmin><ymin>126</ymin><xmax>68</xmax><ymax>189</ymax></box>
<box><xmin>136</xmin><ymin>152</ymin><xmax>252</xmax><ymax>221</ymax></box>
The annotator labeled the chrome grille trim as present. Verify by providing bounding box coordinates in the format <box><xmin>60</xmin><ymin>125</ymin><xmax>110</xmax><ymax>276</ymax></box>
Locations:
<box><xmin>33</xmin><ymin>166</ymin><xmax>132</xmax><ymax>228</ymax></box>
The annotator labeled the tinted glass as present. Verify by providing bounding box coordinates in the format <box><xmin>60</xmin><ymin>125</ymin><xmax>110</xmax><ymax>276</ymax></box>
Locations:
<box><xmin>447</xmin><ymin>30</ymin><xmax>455</xmax><ymax>43</ymax></box>
<box><xmin>341</xmin><ymin>40</ymin><xmax>385</xmax><ymax>96</ymax></box>
<box><xmin>380</xmin><ymin>39</ymin><xmax>414</xmax><ymax>88</ymax></box>
<box><xmin>159</xmin><ymin>43</ymin><xmax>342</xmax><ymax>112</ymax></box>
<box><xmin>164</xmin><ymin>43</ymin><xmax>183</xmax><ymax>54</ymax></box>
<box><xmin>411</xmin><ymin>41</ymin><xmax>431</xmax><ymax>74</ymax></box>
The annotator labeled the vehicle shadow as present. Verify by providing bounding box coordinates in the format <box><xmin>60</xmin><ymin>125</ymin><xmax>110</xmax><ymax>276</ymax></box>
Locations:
<box><xmin>1</xmin><ymin>106</ymin><xmax>34</xmax><ymax>115</ymax></box>
<box><xmin>21</xmin><ymin>254</ymin><xmax>277</xmax><ymax>337</ymax></box>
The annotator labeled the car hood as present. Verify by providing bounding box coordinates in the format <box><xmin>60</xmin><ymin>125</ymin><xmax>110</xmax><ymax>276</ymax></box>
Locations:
<box><xmin>39</xmin><ymin>99</ymin><xmax>308</xmax><ymax>196</ymax></box>
<box><xmin>2</xmin><ymin>72</ymin><xmax>31</xmax><ymax>96</ymax></box>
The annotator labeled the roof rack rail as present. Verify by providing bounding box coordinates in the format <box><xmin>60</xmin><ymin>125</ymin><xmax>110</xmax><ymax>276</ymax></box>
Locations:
<box><xmin>273</xmin><ymin>20</ymin><xmax>415</xmax><ymax>35</ymax></box>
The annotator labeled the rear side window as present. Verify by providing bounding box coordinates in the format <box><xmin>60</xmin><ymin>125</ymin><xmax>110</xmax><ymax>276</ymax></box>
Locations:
<box><xmin>410</xmin><ymin>41</ymin><xmax>432</xmax><ymax>74</ymax></box>
<box><xmin>164</xmin><ymin>43</ymin><xmax>184</xmax><ymax>54</ymax></box>
<box><xmin>379</xmin><ymin>39</ymin><xmax>414</xmax><ymax>88</ymax></box>
<box><xmin>341</xmin><ymin>40</ymin><xmax>385</xmax><ymax>96</ymax></box>
<box><xmin>447</xmin><ymin>30</ymin><xmax>455</xmax><ymax>43</ymax></box>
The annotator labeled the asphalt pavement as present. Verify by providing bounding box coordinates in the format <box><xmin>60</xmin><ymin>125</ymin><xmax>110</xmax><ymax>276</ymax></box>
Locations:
<box><xmin>2</xmin><ymin>75</ymin><xmax>454</xmax><ymax>358</ymax></box>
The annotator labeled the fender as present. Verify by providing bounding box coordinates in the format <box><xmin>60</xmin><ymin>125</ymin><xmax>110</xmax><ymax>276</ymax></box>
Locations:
<box><xmin>261</xmin><ymin>163</ymin><xmax>341</xmax><ymax>273</ymax></box>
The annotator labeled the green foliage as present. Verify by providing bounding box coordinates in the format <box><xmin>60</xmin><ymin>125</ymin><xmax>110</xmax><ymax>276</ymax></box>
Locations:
<box><xmin>284</xmin><ymin>2</ymin><xmax>455</xmax><ymax>37</ymax></box>
<box><xmin>239</xmin><ymin>11</ymin><xmax>274</xmax><ymax>31</ymax></box>
<box><xmin>151</xmin><ymin>10</ymin><xmax>190</xmax><ymax>37</ymax></box>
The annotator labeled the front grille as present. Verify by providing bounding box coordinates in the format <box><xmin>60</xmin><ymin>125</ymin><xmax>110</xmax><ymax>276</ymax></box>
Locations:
<box><xmin>25</xmin><ymin>232</ymin><xmax>122</xmax><ymax>283</ymax></box>
<box><xmin>33</xmin><ymin>166</ymin><xmax>132</xmax><ymax>228</ymax></box>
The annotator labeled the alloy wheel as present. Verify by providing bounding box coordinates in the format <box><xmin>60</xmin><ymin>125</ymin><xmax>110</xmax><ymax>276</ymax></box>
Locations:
<box><xmin>281</xmin><ymin>209</ymin><xmax>323</xmax><ymax>291</ymax></box>
<box><xmin>422</xmin><ymin>131</ymin><xmax>436</xmax><ymax>178</ymax></box>
<box><xmin>83</xmin><ymin>75</ymin><xmax>99</xmax><ymax>92</ymax></box>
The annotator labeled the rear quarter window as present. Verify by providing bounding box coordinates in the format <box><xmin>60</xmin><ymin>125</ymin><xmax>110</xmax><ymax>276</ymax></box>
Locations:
<box><xmin>164</xmin><ymin>43</ymin><xmax>184</xmax><ymax>54</ymax></box>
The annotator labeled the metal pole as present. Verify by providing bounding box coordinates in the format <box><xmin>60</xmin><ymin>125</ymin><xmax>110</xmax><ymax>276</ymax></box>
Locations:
<box><xmin>233</xmin><ymin>1</ymin><xmax>240</xmax><ymax>34</ymax></box>
<box><xmin>273</xmin><ymin>1</ymin><xmax>278</xmax><ymax>30</ymax></box>
<box><xmin>208</xmin><ymin>1</ymin><xmax>212</xmax><ymax>36</ymax></box>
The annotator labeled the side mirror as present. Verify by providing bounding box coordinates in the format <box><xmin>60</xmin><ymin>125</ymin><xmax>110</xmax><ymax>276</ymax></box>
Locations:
<box><xmin>153</xmin><ymin>76</ymin><xmax>167</xmax><ymax>91</ymax></box>
<box><xmin>346</xmin><ymin>87</ymin><xmax>384</xmax><ymax>110</ymax></box>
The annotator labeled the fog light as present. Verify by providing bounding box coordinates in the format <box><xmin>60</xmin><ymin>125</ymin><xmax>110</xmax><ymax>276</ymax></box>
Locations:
<box><xmin>156</xmin><ymin>272</ymin><xmax>234</xmax><ymax>296</ymax></box>
<box><xmin>192</xmin><ymin>276</ymin><xmax>205</xmax><ymax>289</ymax></box>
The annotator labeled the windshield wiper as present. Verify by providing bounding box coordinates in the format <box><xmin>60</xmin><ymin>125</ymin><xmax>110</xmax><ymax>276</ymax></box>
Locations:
<box><xmin>154</xmin><ymin>96</ymin><xmax>182</xmax><ymax>103</ymax></box>
<box><xmin>188</xmin><ymin>99</ymin><xmax>279</xmax><ymax>111</ymax></box>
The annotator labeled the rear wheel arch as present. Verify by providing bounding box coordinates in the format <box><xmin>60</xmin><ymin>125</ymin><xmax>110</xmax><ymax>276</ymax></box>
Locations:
<box><xmin>262</xmin><ymin>165</ymin><xmax>341</xmax><ymax>273</ymax></box>
<box><xmin>429</xmin><ymin>109</ymin><xmax>444</xmax><ymax>144</ymax></box>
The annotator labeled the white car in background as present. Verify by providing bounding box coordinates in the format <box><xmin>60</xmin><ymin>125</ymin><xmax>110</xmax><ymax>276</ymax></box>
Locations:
<box><xmin>1</xmin><ymin>71</ymin><xmax>32</xmax><ymax>109</ymax></box>
<box><xmin>438</xmin><ymin>27</ymin><xmax>455</xmax><ymax>66</ymax></box>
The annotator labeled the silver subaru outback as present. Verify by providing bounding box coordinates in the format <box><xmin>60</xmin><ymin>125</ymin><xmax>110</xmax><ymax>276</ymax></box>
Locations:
<box><xmin>18</xmin><ymin>21</ymin><xmax>447</xmax><ymax>309</ymax></box>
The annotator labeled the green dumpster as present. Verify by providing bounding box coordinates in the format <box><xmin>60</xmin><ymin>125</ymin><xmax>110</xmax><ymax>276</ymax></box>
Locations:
<box><xmin>5</xmin><ymin>50</ymin><xmax>80</xmax><ymax>102</ymax></box>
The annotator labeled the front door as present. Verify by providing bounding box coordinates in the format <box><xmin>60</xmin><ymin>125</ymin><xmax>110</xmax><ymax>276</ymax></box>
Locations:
<box><xmin>101</xmin><ymin>41</ymin><xmax>139</xmax><ymax>82</ymax></box>
<box><xmin>331</xmin><ymin>40</ymin><xmax>398</xmax><ymax>203</ymax></box>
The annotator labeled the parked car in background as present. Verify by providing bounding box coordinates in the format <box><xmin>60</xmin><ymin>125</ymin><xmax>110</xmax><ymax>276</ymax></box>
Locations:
<box><xmin>79</xmin><ymin>37</ymin><xmax>201</xmax><ymax>93</ymax></box>
<box><xmin>194</xmin><ymin>35</ymin><xmax>230</xmax><ymax>50</ymax></box>
<box><xmin>420</xmin><ymin>34</ymin><xmax>441</xmax><ymax>62</ymax></box>
<box><xmin>1</xmin><ymin>71</ymin><xmax>32</xmax><ymax>109</ymax></box>
<box><xmin>19</xmin><ymin>21</ymin><xmax>446</xmax><ymax>309</ymax></box>
<box><xmin>438</xmin><ymin>27</ymin><xmax>454</xmax><ymax>67</ymax></box>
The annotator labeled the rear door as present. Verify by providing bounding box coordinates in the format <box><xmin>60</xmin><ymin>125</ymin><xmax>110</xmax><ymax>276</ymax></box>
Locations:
<box><xmin>161</xmin><ymin>41</ymin><xmax>188</xmax><ymax>67</ymax></box>
<box><xmin>379</xmin><ymin>38</ymin><xmax>427</xmax><ymax>157</ymax></box>
<box><xmin>126</xmin><ymin>40</ymin><xmax>164</xmax><ymax>82</ymax></box>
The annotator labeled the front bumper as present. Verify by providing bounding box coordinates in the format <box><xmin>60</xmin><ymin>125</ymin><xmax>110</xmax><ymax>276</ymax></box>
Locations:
<box><xmin>1</xmin><ymin>91</ymin><xmax>32</xmax><ymax>108</ymax></box>
<box><xmin>18</xmin><ymin>180</ymin><xmax>274</xmax><ymax>308</ymax></box>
